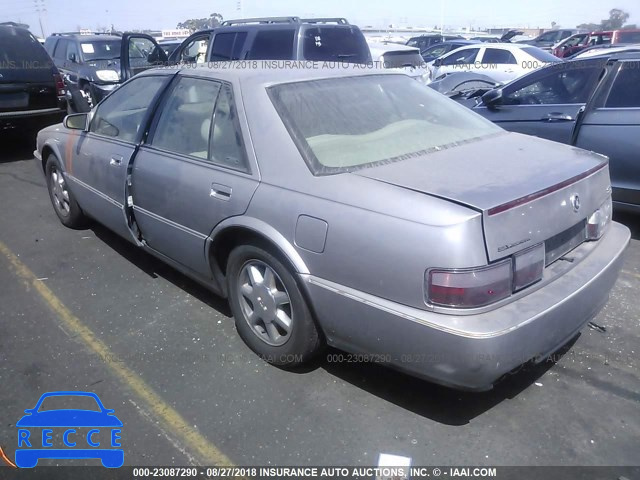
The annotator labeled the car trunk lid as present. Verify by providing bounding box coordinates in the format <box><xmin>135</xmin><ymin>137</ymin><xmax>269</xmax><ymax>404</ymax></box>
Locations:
<box><xmin>352</xmin><ymin>132</ymin><xmax>611</xmax><ymax>261</ymax></box>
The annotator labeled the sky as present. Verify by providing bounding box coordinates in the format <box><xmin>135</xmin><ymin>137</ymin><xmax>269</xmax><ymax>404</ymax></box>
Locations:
<box><xmin>1</xmin><ymin>0</ymin><xmax>637</xmax><ymax>37</ymax></box>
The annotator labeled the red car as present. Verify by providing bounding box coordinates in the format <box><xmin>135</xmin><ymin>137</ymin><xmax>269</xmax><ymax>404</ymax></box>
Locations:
<box><xmin>553</xmin><ymin>31</ymin><xmax>612</xmax><ymax>58</ymax></box>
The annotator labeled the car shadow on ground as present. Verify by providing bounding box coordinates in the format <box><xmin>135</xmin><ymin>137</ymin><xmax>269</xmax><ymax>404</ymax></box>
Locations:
<box><xmin>0</xmin><ymin>135</ymin><xmax>37</xmax><ymax>164</ymax></box>
<box><xmin>91</xmin><ymin>223</ymin><xmax>232</xmax><ymax>317</ymax></box>
<box><xmin>614</xmin><ymin>212</ymin><xmax>640</xmax><ymax>241</ymax></box>
<box><xmin>316</xmin><ymin>337</ymin><xmax>578</xmax><ymax>426</ymax></box>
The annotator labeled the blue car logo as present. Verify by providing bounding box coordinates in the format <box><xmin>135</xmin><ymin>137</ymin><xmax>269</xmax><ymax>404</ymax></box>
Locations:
<box><xmin>15</xmin><ymin>391</ymin><xmax>123</xmax><ymax>468</ymax></box>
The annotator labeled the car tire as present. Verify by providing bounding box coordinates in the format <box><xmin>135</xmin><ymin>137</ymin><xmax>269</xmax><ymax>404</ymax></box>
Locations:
<box><xmin>227</xmin><ymin>245</ymin><xmax>322</xmax><ymax>367</ymax></box>
<box><xmin>45</xmin><ymin>154</ymin><xmax>87</xmax><ymax>229</ymax></box>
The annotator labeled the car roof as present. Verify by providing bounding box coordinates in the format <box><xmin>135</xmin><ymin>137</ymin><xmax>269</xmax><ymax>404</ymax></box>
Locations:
<box><xmin>49</xmin><ymin>34</ymin><xmax>121</xmax><ymax>41</ymax></box>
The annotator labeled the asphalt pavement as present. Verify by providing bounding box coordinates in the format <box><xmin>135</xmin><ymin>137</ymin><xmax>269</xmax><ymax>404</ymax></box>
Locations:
<box><xmin>0</xmin><ymin>135</ymin><xmax>639</xmax><ymax>470</ymax></box>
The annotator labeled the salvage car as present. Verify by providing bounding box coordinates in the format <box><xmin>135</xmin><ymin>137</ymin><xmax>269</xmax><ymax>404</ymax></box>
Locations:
<box><xmin>170</xmin><ymin>17</ymin><xmax>371</xmax><ymax>65</ymax></box>
<box><xmin>0</xmin><ymin>24</ymin><xmax>66</xmax><ymax>137</ymax></box>
<box><xmin>44</xmin><ymin>32</ymin><xmax>168</xmax><ymax>112</ymax></box>
<box><xmin>35</xmin><ymin>65</ymin><xmax>629</xmax><ymax>391</ymax></box>
<box><xmin>428</xmin><ymin>43</ymin><xmax>560</xmax><ymax>83</ymax></box>
<box><xmin>452</xmin><ymin>54</ymin><xmax>640</xmax><ymax>211</ymax></box>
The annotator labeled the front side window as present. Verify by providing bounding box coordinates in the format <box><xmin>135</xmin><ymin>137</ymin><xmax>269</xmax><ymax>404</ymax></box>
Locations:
<box><xmin>482</xmin><ymin>48</ymin><xmax>517</xmax><ymax>64</ymax></box>
<box><xmin>503</xmin><ymin>63</ymin><xmax>602</xmax><ymax>105</ymax></box>
<box><xmin>269</xmin><ymin>74</ymin><xmax>501</xmax><ymax>175</ymax></box>
<box><xmin>441</xmin><ymin>48</ymin><xmax>479</xmax><ymax>66</ymax></box>
<box><xmin>151</xmin><ymin>77</ymin><xmax>221</xmax><ymax>158</ymax></box>
<box><xmin>90</xmin><ymin>76</ymin><xmax>166</xmax><ymax>142</ymax></box>
<box><xmin>246</xmin><ymin>30</ymin><xmax>295</xmax><ymax>60</ymax></box>
<box><xmin>605</xmin><ymin>63</ymin><xmax>640</xmax><ymax>108</ymax></box>
<box><xmin>179</xmin><ymin>35</ymin><xmax>210</xmax><ymax>63</ymax></box>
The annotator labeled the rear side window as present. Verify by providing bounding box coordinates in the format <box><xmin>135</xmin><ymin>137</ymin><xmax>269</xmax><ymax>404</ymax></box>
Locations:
<box><xmin>605</xmin><ymin>63</ymin><xmax>640</xmax><ymax>108</ymax></box>
<box><xmin>246</xmin><ymin>29</ymin><xmax>295</xmax><ymax>60</ymax></box>
<box><xmin>210</xmin><ymin>32</ymin><xmax>247</xmax><ymax>61</ymax></box>
<box><xmin>482</xmin><ymin>48</ymin><xmax>517</xmax><ymax>64</ymax></box>
<box><xmin>0</xmin><ymin>28</ymin><xmax>52</xmax><ymax>65</ymax></box>
<box><xmin>301</xmin><ymin>27</ymin><xmax>370</xmax><ymax>63</ymax></box>
<box><xmin>151</xmin><ymin>77</ymin><xmax>221</xmax><ymax>158</ymax></box>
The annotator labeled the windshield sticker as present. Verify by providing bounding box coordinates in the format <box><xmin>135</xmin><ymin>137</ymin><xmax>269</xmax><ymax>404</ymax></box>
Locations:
<box><xmin>81</xmin><ymin>44</ymin><xmax>95</xmax><ymax>54</ymax></box>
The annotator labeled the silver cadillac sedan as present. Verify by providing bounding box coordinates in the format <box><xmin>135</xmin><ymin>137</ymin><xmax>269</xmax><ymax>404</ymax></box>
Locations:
<box><xmin>35</xmin><ymin>64</ymin><xmax>630</xmax><ymax>391</ymax></box>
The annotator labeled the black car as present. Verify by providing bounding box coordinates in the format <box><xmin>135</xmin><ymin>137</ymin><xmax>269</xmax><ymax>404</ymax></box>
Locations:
<box><xmin>169</xmin><ymin>17</ymin><xmax>371</xmax><ymax>64</ymax></box>
<box><xmin>405</xmin><ymin>34</ymin><xmax>463</xmax><ymax>53</ymax></box>
<box><xmin>420</xmin><ymin>39</ymin><xmax>480</xmax><ymax>62</ymax></box>
<box><xmin>0</xmin><ymin>25</ymin><xmax>66</xmax><ymax>137</ymax></box>
<box><xmin>44</xmin><ymin>32</ymin><xmax>168</xmax><ymax>112</ymax></box>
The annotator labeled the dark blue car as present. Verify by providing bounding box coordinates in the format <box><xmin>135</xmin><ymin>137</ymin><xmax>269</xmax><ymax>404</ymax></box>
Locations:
<box><xmin>15</xmin><ymin>391</ymin><xmax>123</xmax><ymax>468</ymax></box>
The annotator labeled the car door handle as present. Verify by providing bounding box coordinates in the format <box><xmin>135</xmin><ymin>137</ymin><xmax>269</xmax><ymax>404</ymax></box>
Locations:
<box><xmin>210</xmin><ymin>183</ymin><xmax>232</xmax><ymax>200</ymax></box>
<box><xmin>109</xmin><ymin>155</ymin><xmax>123</xmax><ymax>166</ymax></box>
<box><xmin>544</xmin><ymin>113</ymin><xmax>574</xmax><ymax>122</ymax></box>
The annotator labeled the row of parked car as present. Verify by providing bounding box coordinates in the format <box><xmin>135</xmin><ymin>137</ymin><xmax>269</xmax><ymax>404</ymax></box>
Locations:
<box><xmin>1</xmin><ymin>17</ymin><xmax>639</xmax><ymax>211</ymax></box>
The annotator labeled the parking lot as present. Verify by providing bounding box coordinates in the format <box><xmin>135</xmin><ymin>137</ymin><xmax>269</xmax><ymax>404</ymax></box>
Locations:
<box><xmin>1</xmin><ymin>135</ymin><xmax>639</xmax><ymax>468</ymax></box>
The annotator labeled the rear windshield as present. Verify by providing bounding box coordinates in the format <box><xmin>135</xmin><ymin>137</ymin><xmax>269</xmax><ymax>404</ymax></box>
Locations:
<box><xmin>0</xmin><ymin>28</ymin><xmax>51</xmax><ymax>67</ymax></box>
<box><xmin>381</xmin><ymin>51</ymin><xmax>424</xmax><ymax>68</ymax></box>
<box><xmin>80</xmin><ymin>40</ymin><xmax>121</xmax><ymax>61</ymax></box>
<box><xmin>301</xmin><ymin>26</ymin><xmax>371</xmax><ymax>63</ymax></box>
<box><xmin>616</xmin><ymin>31</ymin><xmax>640</xmax><ymax>44</ymax></box>
<box><xmin>522</xmin><ymin>47</ymin><xmax>561</xmax><ymax>63</ymax></box>
<box><xmin>269</xmin><ymin>74</ymin><xmax>501</xmax><ymax>175</ymax></box>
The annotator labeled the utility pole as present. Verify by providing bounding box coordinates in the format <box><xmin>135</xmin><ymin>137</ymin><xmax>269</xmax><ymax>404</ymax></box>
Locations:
<box><xmin>34</xmin><ymin>0</ymin><xmax>46</xmax><ymax>37</ymax></box>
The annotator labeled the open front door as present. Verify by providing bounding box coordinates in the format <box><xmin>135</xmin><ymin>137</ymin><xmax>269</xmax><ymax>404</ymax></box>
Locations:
<box><xmin>120</xmin><ymin>33</ymin><xmax>168</xmax><ymax>81</ymax></box>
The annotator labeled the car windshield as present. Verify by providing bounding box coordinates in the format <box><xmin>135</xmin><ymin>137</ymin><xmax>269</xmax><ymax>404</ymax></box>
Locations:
<box><xmin>522</xmin><ymin>46</ymin><xmax>561</xmax><ymax>63</ymax></box>
<box><xmin>269</xmin><ymin>74</ymin><xmax>502</xmax><ymax>175</ymax></box>
<box><xmin>80</xmin><ymin>40</ymin><xmax>121</xmax><ymax>61</ymax></box>
<box><xmin>301</xmin><ymin>27</ymin><xmax>370</xmax><ymax>63</ymax></box>
<box><xmin>37</xmin><ymin>395</ymin><xmax>101</xmax><ymax>412</ymax></box>
<box><xmin>380</xmin><ymin>51</ymin><xmax>424</xmax><ymax>68</ymax></box>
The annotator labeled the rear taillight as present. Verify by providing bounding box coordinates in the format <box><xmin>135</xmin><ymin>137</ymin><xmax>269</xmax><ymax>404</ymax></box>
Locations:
<box><xmin>427</xmin><ymin>260</ymin><xmax>513</xmax><ymax>308</ymax></box>
<box><xmin>426</xmin><ymin>242</ymin><xmax>546</xmax><ymax>309</ymax></box>
<box><xmin>586</xmin><ymin>195</ymin><xmax>612</xmax><ymax>240</ymax></box>
<box><xmin>53</xmin><ymin>73</ymin><xmax>66</xmax><ymax>96</ymax></box>
<box><xmin>513</xmin><ymin>243</ymin><xmax>545</xmax><ymax>291</ymax></box>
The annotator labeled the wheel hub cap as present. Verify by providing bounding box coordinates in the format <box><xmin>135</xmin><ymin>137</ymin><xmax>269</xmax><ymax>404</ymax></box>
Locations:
<box><xmin>238</xmin><ymin>260</ymin><xmax>293</xmax><ymax>346</ymax></box>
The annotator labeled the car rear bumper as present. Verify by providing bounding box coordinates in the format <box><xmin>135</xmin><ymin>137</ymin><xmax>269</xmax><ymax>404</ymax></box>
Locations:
<box><xmin>302</xmin><ymin>221</ymin><xmax>630</xmax><ymax>391</ymax></box>
<box><xmin>0</xmin><ymin>108</ymin><xmax>66</xmax><ymax>132</ymax></box>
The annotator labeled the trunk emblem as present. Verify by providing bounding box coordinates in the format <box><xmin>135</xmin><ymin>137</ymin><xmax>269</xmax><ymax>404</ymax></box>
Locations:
<box><xmin>570</xmin><ymin>194</ymin><xmax>581</xmax><ymax>212</ymax></box>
